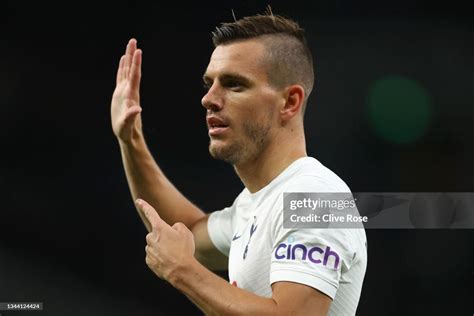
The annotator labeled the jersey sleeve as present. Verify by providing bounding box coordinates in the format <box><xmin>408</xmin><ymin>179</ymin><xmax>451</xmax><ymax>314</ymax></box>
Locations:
<box><xmin>269</xmin><ymin>175</ymin><xmax>357</xmax><ymax>299</ymax></box>
<box><xmin>207</xmin><ymin>205</ymin><xmax>234</xmax><ymax>257</ymax></box>
<box><xmin>270</xmin><ymin>226</ymin><xmax>355</xmax><ymax>299</ymax></box>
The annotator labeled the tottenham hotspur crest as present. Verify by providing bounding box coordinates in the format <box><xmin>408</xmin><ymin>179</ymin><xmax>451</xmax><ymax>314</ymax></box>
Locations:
<box><xmin>243</xmin><ymin>216</ymin><xmax>258</xmax><ymax>260</ymax></box>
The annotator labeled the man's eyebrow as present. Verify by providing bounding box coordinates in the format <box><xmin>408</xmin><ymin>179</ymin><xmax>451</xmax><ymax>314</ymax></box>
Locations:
<box><xmin>202</xmin><ymin>72</ymin><xmax>253</xmax><ymax>85</ymax></box>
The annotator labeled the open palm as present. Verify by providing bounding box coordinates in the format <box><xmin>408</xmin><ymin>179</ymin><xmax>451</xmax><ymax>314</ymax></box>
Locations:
<box><xmin>111</xmin><ymin>38</ymin><xmax>143</xmax><ymax>143</ymax></box>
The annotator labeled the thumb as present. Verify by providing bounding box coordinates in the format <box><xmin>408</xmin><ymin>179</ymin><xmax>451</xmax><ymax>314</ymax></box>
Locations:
<box><xmin>124</xmin><ymin>105</ymin><xmax>142</xmax><ymax>123</ymax></box>
<box><xmin>135</xmin><ymin>199</ymin><xmax>164</xmax><ymax>232</ymax></box>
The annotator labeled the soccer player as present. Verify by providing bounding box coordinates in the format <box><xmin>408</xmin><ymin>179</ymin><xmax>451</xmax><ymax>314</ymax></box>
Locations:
<box><xmin>111</xmin><ymin>11</ymin><xmax>367</xmax><ymax>315</ymax></box>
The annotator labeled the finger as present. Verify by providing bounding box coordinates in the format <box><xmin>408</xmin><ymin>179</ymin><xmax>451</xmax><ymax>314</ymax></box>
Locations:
<box><xmin>145</xmin><ymin>254</ymin><xmax>154</xmax><ymax>267</ymax></box>
<box><xmin>123</xmin><ymin>42</ymin><xmax>131</xmax><ymax>79</ymax></box>
<box><xmin>116</xmin><ymin>55</ymin><xmax>125</xmax><ymax>85</ymax></box>
<box><xmin>124</xmin><ymin>38</ymin><xmax>137</xmax><ymax>79</ymax></box>
<box><xmin>129</xmin><ymin>49</ymin><xmax>142</xmax><ymax>92</ymax></box>
<box><xmin>136</xmin><ymin>199</ymin><xmax>167</xmax><ymax>232</ymax></box>
<box><xmin>146</xmin><ymin>233</ymin><xmax>159</xmax><ymax>246</ymax></box>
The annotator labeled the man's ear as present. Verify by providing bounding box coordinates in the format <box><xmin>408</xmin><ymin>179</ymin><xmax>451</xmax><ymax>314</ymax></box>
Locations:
<box><xmin>280</xmin><ymin>85</ymin><xmax>305</xmax><ymax>122</ymax></box>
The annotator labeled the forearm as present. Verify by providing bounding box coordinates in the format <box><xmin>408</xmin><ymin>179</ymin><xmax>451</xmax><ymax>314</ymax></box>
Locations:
<box><xmin>119</xmin><ymin>136</ymin><xmax>205</xmax><ymax>228</ymax></box>
<box><xmin>170</xmin><ymin>258</ymin><xmax>279</xmax><ymax>316</ymax></box>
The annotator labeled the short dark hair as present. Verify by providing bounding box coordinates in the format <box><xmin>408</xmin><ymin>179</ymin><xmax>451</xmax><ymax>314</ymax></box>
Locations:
<box><xmin>212</xmin><ymin>10</ymin><xmax>314</xmax><ymax>113</ymax></box>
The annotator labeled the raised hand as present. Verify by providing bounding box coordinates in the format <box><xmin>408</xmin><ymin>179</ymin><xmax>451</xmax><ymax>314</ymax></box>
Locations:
<box><xmin>111</xmin><ymin>39</ymin><xmax>143</xmax><ymax>143</ymax></box>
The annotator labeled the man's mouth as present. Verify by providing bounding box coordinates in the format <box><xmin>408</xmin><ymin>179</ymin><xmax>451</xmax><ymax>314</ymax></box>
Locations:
<box><xmin>207</xmin><ymin>116</ymin><xmax>229</xmax><ymax>136</ymax></box>
<box><xmin>209</xmin><ymin>126</ymin><xmax>229</xmax><ymax>136</ymax></box>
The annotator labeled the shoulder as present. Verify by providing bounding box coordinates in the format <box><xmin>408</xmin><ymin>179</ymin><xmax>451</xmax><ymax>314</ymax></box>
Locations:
<box><xmin>283</xmin><ymin>157</ymin><xmax>351</xmax><ymax>193</ymax></box>
<box><xmin>269</xmin><ymin>157</ymin><xmax>366</xmax><ymax>252</ymax></box>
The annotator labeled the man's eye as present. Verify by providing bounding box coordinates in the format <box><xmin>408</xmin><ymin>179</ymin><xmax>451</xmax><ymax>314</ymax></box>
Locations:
<box><xmin>226</xmin><ymin>81</ymin><xmax>243</xmax><ymax>90</ymax></box>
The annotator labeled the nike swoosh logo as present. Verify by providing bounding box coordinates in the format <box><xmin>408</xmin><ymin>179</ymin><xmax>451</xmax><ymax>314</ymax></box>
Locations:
<box><xmin>232</xmin><ymin>234</ymin><xmax>242</xmax><ymax>241</ymax></box>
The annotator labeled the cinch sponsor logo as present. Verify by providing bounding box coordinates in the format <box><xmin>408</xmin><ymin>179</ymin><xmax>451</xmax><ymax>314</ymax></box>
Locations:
<box><xmin>274</xmin><ymin>243</ymin><xmax>340</xmax><ymax>270</ymax></box>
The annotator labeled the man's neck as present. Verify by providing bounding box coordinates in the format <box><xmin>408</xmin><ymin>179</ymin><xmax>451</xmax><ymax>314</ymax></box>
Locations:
<box><xmin>234</xmin><ymin>132</ymin><xmax>307</xmax><ymax>193</ymax></box>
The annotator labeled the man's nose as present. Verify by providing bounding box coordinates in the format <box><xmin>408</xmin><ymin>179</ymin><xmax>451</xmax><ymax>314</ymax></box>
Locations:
<box><xmin>201</xmin><ymin>83</ymin><xmax>223</xmax><ymax>111</ymax></box>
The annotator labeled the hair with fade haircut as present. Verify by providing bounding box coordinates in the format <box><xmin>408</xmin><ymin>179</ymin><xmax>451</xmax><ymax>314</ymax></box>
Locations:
<box><xmin>211</xmin><ymin>7</ymin><xmax>315</xmax><ymax>114</ymax></box>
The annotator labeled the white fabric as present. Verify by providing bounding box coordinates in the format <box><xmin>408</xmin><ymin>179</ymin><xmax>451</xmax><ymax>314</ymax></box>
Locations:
<box><xmin>207</xmin><ymin>157</ymin><xmax>367</xmax><ymax>315</ymax></box>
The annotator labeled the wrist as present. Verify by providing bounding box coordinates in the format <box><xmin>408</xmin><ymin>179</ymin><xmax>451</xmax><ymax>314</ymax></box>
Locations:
<box><xmin>117</xmin><ymin>130</ymin><xmax>144</xmax><ymax>149</ymax></box>
<box><xmin>167</xmin><ymin>256</ymin><xmax>202</xmax><ymax>289</ymax></box>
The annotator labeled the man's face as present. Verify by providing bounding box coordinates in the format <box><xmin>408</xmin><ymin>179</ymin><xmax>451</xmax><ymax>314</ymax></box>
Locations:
<box><xmin>202</xmin><ymin>40</ymin><xmax>283</xmax><ymax>165</ymax></box>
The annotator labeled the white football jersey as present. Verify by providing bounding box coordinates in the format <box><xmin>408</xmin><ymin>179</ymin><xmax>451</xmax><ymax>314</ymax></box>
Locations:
<box><xmin>208</xmin><ymin>157</ymin><xmax>367</xmax><ymax>315</ymax></box>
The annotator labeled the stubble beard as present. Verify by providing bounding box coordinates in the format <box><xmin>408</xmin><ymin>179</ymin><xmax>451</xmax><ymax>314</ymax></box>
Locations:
<box><xmin>209</xmin><ymin>118</ymin><xmax>273</xmax><ymax>166</ymax></box>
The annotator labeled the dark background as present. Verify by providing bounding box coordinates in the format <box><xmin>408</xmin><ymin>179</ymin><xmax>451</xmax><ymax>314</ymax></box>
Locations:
<box><xmin>0</xmin><ymin>0</ymin><xmax>473</xmax><ymax>315</ymax></box>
